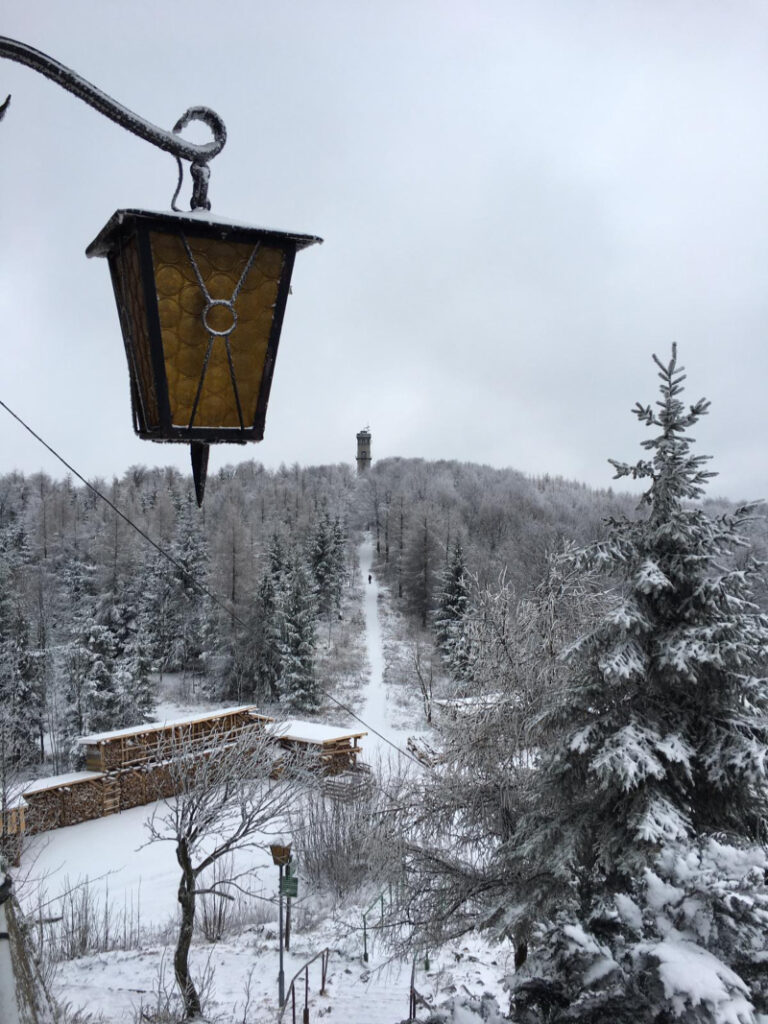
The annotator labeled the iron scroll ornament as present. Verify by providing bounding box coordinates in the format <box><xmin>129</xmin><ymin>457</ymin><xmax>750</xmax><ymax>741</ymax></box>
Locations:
<box><xmin>0</xmin><ymin>36</ymin><xmax>226</xmax><ymax>209</ymax></box>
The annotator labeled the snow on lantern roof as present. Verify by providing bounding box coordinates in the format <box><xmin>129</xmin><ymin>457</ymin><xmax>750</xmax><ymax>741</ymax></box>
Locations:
<box><xmin>86</xmin><ymin>208</ymin><xmax>323</xmax><ymax>258</ymax></box>
<box><xmin>77</xmin><ymin>705</ymin><xmax>272</xmax><ymax>746</ymax></box>
<box><xmin>268</xmin><ymin>720</ymin><xmax>367</xmax><ymax>746</ymax></box>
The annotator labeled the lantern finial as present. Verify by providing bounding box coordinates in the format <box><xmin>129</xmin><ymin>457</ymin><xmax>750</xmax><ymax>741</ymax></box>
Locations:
<box><xmin>191</xmin><ymin>442</ymin><xmax>210</xmax><ymax>506</ymax></box>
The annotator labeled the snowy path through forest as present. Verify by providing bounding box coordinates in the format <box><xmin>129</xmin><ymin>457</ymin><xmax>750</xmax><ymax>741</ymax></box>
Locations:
<box><xmin>357</xmin><ymin>534</ymin><xmax>399</xmax><ymax>759</ymax></box>
<box><xmin>20</xmin><ymin>535</ymin><xmax>442</xmax><ymax>1023</ymax></box>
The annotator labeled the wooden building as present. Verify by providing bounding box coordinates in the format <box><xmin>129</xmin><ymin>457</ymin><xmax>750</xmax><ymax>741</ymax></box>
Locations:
<box><xmin>14</xmin><ymin>706</ymin><xmax>274</xmax><ymax>837</ymax></box>
<box><xmin>78</xmin><ymin>705</ymin><xmax>274</xmax><ymax>772</ymax></box>
<box><xmin>268</xmin><ymin>720</ymin><xmax>367</xmax><ymax>775</ymax></box>
<box><xmin>9</xmin><ymin>708</ymin><xmax>364</xmax><ymax>842</ymax></box>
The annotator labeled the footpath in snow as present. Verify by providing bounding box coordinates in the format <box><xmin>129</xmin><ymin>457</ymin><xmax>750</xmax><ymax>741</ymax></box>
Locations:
<box><xmin>357</xmin><ymin>533</ymin><xmax>399</xmax><ymax>757</ymax></box>
<box><xmin>18</xmin><ymin>532</ymin><xmax>510</xmax><ymax>1023</ymax></box>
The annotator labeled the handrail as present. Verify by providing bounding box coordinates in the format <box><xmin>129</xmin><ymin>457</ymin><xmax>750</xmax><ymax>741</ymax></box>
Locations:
<box><xmin>362</xmin><ymin>889</ymin><xmax>385</xmax><ymax>922</ymax></box>
<box><xmin>361</xmin><ymin>889</ymin><xmax>387</xmax><ymax>963</ymax></box>
<box><xmin>278</xmin><ymin>947</ymin><xmax>331</xmax><ymax>1023</ymax></box>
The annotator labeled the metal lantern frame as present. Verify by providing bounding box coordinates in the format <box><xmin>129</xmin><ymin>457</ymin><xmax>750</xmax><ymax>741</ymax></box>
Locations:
<box><xmin>0</xmin><ymin>36</ymin><xmax>321</xmax><ymax>504</ymax></box>
<box><xmin>84</xmin><ymin>209</ymin><xmax>321</xmax><ymax>438</ymax></box>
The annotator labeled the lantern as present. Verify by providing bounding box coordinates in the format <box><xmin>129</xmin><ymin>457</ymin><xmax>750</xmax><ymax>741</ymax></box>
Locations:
<box><xmin>269</xmin><ymin>842</ymin><xmax>292</xmax><ymax>866</ymax></box>
<box><xmin>87</xmin><ymin>209</ymin><xmax>322</xmax><ymax>503</ymax></box>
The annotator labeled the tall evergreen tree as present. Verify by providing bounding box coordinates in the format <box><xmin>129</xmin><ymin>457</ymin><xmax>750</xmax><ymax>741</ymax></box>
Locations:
<box><xmin>506</xmin><ymin>348</ymin><xmax>768</xmax><ymax>1022</ymax></box>
<box><xmin>276</xmin><ymin>557</ymin><xmax>319</xmax><ymax>711</ymax></box>
<box><xmin>309</xmin><ymin>509</ymin><xmax>346</xmax><ymax>640</ymax></box>
<box><xmin>434</xmin><ymin>539</ymin><xmax>471</xmax><ymax>678</ymax></box>
<box><xmin>161</xmin><ymin>501</ymin><xmax>212</xmax><ymax>678</ymax></box>
<box><xmin>252</xmin><ymin>567</ymin><xmax>282</xmax><ymax>700</ymax></box>
<box><xmin>404</xmin><ymin>349</ymin><xmax>768</xmax><ymax>1023</ymax></box>
<box><xmin>117</xmin><ymin>604</ymin><xmax>157</xmax><ymax>724</ymax></box>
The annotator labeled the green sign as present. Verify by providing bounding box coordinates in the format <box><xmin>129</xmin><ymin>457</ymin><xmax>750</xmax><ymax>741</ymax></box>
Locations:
<box><xmin>281</xmin><ymin>876</ymin><xmax>298</xmax><ymax>898</ymax></box>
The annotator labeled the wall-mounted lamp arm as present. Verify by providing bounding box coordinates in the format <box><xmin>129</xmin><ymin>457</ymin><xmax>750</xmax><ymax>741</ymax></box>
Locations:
<box><xmin>0</xmin><ymin>36</ymin><xmax>226</xmax><ymax>209</ymax></box>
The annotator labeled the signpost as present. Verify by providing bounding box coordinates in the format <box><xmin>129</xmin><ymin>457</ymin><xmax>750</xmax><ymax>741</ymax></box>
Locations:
<box><xmin>282</xmin><ymin>859</ymin><xmax>298</xmax><ymax>951</ymax></box>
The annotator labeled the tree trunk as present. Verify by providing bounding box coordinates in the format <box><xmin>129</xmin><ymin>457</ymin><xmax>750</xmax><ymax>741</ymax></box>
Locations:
<box><xmin>175</xmin><ymin>841</ymin><xmax>201</xmax><ymax>1019</ymax></box>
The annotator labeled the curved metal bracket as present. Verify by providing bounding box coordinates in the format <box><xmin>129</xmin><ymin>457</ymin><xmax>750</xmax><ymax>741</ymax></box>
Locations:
<box><xmin>0</xmin><ymin>36</ymin><xmax>226</xmax><ymax>209</ymax></box>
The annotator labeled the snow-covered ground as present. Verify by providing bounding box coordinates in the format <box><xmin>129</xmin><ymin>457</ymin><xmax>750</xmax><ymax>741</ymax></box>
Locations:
<box><xmin>17</xmin><ymin>534</ymin><xmax>509</xmax><ymax>1022</ymax></box>
<box><xmin>358</xmin><ymin>535</ymin><xmax>390</xmax><ymax>745</ymax></box>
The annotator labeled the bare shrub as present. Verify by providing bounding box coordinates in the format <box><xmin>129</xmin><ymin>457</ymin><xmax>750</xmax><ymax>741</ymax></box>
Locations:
<box><xmin>289</xmin><ymin>756</ymin><xmax>409</xmax><ymax>899</ymax></box>
<box><xmin>58</xmin><ymin>1004</ymin><xmax>107</xmax><ymax>1024</ymax></box>
<box><xmin>196</xmin><ymin>854</ymin><xmax>234</xmax><ymax>943</ymax></box>
<box><xmin>133</xmin><ymin>948</ymin><xmax>216</xmax><ymax>1024</ymax></box>
<box><xmin>195</xmin><ymin>853</ymin><xmax>275</xmax><ymax>942</ymax></box>
<box><xmin>31</xmin><ymin>876</ymin><xmax>144</xmax><ymax>962</ymax></box>
<box><xmin>232</xmin><ymin>965</ymin><xmax>258</xmax><ymax>1024</ymax></box>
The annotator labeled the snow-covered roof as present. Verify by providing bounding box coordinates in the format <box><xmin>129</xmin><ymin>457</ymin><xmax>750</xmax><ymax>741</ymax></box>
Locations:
<box><xmin>77</xmin><ymin>706</ymin><xmax>270</xmax><ymax>745</ymax></box>
<box><xmin>86</xmin><ymin>208</ymin><xmax>323</xmax><ymax>257</ymax></box>
<box><xmin>23</xmin><ymin>771</ymin><xmax>105</xmax><ymax>795</ymax></box>
<box><xmin>268</xmin><ymin>720</ymin><xmax>366</xmax><ymax>746</ymax></box>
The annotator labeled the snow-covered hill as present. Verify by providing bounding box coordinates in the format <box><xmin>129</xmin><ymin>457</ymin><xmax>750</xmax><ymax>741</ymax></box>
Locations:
<box><xmin>18</xmin><ymin>536</ymin><xmax>509</xmax><ymax>1023</ymax></box>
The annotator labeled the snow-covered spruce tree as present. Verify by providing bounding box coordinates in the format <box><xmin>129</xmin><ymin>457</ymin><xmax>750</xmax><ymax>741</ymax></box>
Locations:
<box><xmin>117</xmin><ymin>606</ymin><xmax>157</xmax><ymax>724</ymax></box>
<box><xmin>310</xmin><ymin>510</ymin><xmax>342</xmax><ymax>608</ymax></box>
<box><xmin>507</xmin><ymin>348</ymin><xmax>768</xmax><ymax>1023</ymax></box>
<box><xmin>434</xmin><ymin>539</ymin><xmax>472</xmax><ymax>680</ymax></box>
<box><xmin>158</xmin><ymin>500</ymin><xmax>212</xmax><ymax>679</ymax></box>
<box><xmin>253</xmin><ymin>567</ymin><xmax>283</xmax><ymax>700</ymax></box>
<box><xmin>276</xmin><ymin>556</ymin><xmax>320</xmax><ymax>711</ymax></box>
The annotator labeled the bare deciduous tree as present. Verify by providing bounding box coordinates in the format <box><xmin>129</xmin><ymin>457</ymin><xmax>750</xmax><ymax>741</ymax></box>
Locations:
<box><xmin>410</xmin><ymin>640</ymin><xmax>435</xmax><ymax>725</ymax></box>
<box><xmin>143</xmin><ymin>724</ymin><xmax>301</xmax><ymax>1020</ymax></box>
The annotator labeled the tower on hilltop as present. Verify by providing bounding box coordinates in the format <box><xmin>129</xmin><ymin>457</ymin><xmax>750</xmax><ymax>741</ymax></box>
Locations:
<box><xmin>356</xmin><ymin>428</ymin><xmax>372</xmax><ymax>474</ymax></box>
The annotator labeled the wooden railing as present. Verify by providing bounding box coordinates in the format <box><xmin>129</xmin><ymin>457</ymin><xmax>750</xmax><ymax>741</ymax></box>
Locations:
<box><xmin>322</xmin><ymin>762</ymin><xmax>373</xmax><ymax>802</ymax></box>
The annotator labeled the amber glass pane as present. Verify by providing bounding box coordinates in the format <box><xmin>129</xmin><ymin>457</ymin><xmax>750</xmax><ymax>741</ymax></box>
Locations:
<box><xmin>112</xmin><ymin>235</ymin><xmax>160</xmax><ymax>431</ymax></box>
<box><xmin>150</xmin><ymin>231</ymin><xmax>284</xmax><ymax>429</ymax></box>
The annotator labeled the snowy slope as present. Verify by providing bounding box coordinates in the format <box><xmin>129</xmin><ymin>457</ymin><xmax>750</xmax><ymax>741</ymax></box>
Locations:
<box><xmin>17</xmin><ymin>535</ymin><xmax>511</xmax><ymax>1022</ymax></box>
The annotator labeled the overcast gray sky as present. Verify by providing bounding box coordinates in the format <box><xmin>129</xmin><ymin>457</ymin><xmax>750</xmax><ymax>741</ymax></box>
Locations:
<box><xmin>1</xmin><ymin>1</ymin><xmax>767</xmax><ymax>500</ymax></box>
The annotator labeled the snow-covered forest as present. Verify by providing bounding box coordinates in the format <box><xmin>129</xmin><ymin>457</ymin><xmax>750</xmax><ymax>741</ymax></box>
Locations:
<box><xmin>0</xmin><ymin>455</ymin><xmax>645</xmax><ymax>778</ymax></box>
<box><xmin>4</xmin><ymin>351</ymin><xmax>768</xmax><ymax>1023</ymax></box>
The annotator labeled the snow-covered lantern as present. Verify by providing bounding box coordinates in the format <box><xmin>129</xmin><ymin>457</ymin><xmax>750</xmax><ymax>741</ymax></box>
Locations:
<box><xmin>86</xmin><ymin>210</ymin><xmax>322</xmax><ymax>504</ymax></box>
<box><xmin>269</xmin><ymin>841</ymin><xmax>292</xmax><ymax>866</ymax></box>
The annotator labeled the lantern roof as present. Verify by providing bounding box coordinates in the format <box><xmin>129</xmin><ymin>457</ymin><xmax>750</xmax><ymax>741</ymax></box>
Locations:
<box><xmin>85</xmin><ymin>207</ymin><xmax>323</xmax><ymax>259</ymax></box>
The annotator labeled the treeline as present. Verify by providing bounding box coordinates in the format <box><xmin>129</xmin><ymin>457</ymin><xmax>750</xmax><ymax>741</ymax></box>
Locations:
<box><xmin>0</xmin><ymin>462</ymin><xmax>355</xmax><ymax>775</ymax></box>
<box><xmin>2</xmin><ymin>455</ymin><xmax>760</xmax><ymax>776</ymax></box>
<box><xmin>359</xmin><ymin>457</ymin><xmax>639</xmax><ymax>628</ymax></box>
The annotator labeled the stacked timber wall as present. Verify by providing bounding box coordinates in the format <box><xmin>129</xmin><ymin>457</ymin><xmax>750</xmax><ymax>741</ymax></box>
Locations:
<box><xmin>1</xmin><ymin>708</ymin><xmax>369</xmax><ymax>855</ymax></box>
<box><xmin>23</xmin><ymin>775</ymin><xmax>107</xmax><ymax>834</ymax></box>
<box><xmin>80</xmin><ymin>707</ymin><xmax>273</xmax><ymax>772</ymax></box>
<box><xmin>4</xmin><ymin>707</ymin><xmax>274</xmax><ymax>843</ymax></box>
